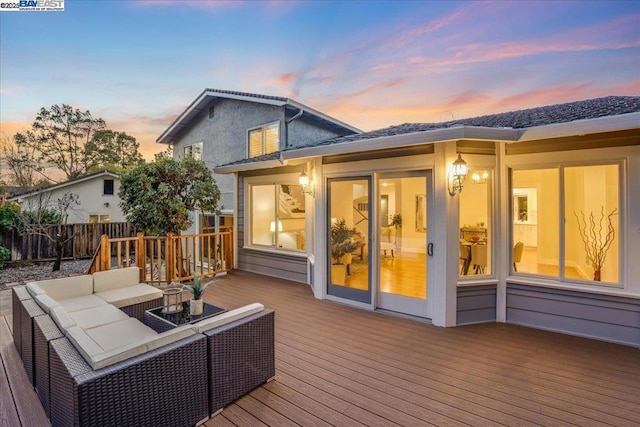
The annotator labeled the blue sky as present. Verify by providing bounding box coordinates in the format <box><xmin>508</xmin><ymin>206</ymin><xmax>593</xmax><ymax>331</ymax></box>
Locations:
<box><xmin>1</xmin><ymin>0</ymin><xmax>638</xmax><ymax>159</ymax></box>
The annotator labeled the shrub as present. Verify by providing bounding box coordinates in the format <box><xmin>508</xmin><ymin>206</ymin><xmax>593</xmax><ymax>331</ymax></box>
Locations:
<box><xmin>0</xmin><ymin>245</ymin><xmax>10</xmax><ymax>270</ymax></box>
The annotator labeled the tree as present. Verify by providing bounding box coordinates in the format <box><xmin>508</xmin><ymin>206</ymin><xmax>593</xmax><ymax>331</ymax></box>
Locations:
<box><xmin>18</xmin><ymin>191</ymin><xmax>80</xmax><ymax>271</ymax></box>
<box><xmin>0</xmin><ymin>132</ymin><xmax>44</xmax><ymax>187</ymax></box>
<box><xmin>119</xmin><ymin>155</ymin><xmax>220</xmax><ymax>235</ymax></box>
<box><xmin>85</xmin><ymin>130</ymin><xmax>144</xmax><ymax>171</ymax></box>
<box><xmin>15</xmin><ymin>104</ymin><xmax>106</xmax><ymax>180</ymax></box>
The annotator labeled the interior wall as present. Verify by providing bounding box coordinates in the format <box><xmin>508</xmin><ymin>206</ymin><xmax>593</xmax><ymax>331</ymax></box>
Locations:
<box><xmin>400</xmin><ymin>177</ymin><xmax>427</xmax><ymax>253</ymax></box>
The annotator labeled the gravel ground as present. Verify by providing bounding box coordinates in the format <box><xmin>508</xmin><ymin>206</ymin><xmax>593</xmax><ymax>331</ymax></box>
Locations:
<box><xmin>0</xmin><ymin>259</ymin><xmax>92</xmax><ymax>291</ymax></box>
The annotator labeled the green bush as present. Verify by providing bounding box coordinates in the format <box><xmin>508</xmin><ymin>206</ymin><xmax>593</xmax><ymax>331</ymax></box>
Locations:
<box><xmin>0</xmin><ymin>245</ymin><xmax>10</xmax><ymax>270</ymax></box>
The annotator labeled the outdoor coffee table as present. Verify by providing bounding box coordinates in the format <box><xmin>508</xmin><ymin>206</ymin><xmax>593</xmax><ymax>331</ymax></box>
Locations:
<box><xmin>144</xmin><ymin>301</ymin><xmax>226</xmax><ymax>333</ymax></box>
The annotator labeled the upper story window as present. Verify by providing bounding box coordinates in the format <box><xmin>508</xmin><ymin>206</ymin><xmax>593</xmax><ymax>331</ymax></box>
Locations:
<box><xmin>511</xmin><ymin>163</ymin><xmax>620</xmax><ymax>285</ymax></box>
<box><xmin>103</xmin><ymin>179</ymin><xmax>114</xmax><ymax>195</ymax></box>
<box><xmin>184</xmin><ymin>142</ymin><xmax>203</xmax><ymax>160</ymax></box>
<box><xmin>208</xmin><ymin>105</ymin><xmax>215</xmax><ymax>119</ymax></box>
<box><xmin>248</xmin><ymin>122</ymin><xmax>279</xmax><ymax>158</ymax></box>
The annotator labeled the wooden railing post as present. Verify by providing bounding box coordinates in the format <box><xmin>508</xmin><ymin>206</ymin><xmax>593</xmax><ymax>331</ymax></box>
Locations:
<box><xmin>100</xmin><ymin>234</ymin><xmax>111</xmax><ymax>271</ymax></box>
<box><xmin>166</xmin><ymin>232</ymin><xmax>175</xmax><ymax>284</ymax></box>
<box><xmin>136</xmin><ymin>232</ymin><xmax>145</xmax><ymax>282</ymax></box>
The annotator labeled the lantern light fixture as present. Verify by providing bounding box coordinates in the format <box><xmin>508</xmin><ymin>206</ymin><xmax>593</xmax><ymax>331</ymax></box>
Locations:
<box><xmin>447</xmin><ymin>154</ymin><xmax>468</xmax><ymax>196</ymax></box>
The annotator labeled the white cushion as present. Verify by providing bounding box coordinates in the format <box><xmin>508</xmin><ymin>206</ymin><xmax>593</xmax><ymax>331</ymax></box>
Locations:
<box><xmin>58</xmin><ymin>295</ymin><xmax>108</xmax><ymax>313</ymax></box>
<box><xmin>66</xmin><ymin>317</ymin><xmax>195</xmax><ymax>370</ymax></box>
<box><xmin>69</xmin><ymin>304</ymin><xmax>130</xmax><ymax>330</ymax></box>
<box><xmin>91</xmin><ymin>324</ymin><xmax>195</xmax><ymax>370</ymax></box>
<box><xmin>26</xmin><ymin>282</ymin><xmax>47</xmax><ymax>298</ymax></box>
<box><xmin>93</xmin><ymin>267</ymin><xmax>141</xmax><ymax>293</ymax></box>
<box><xmin>85</xmin><ymin>318</ymin><xmax>158</xmax><ymax>353</ymax></box>
<box><xmin>95</xmin><ymin>284</ymin><xmax>163</xmax><ymax>308</ymax></box>
<box><xmin>27</xmin><ymin>275</ymin><xmax>94</xmax><ymax>301</ymax></box>
<box><xmin>34</xmin><ymin>294</ymin><xmax>60</xmax><ymax>314</ymax></box>
<box><xmin>49</xmin><ymin>305</ymin><xmax>76</xmax><ymax>330</ymax></box>
<box><xmin>192</xmin><ymin>303</ymin><xmax>264</xmax><ymax>333</ymax></box>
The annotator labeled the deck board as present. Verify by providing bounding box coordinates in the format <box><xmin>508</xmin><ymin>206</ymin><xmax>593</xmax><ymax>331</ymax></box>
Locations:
<box><xmin>2</xmin><ymin>270</ymin><xmax>640</xmax><ymax>426</ymax></box>
<box><xmin>0</xmin><ymin>315</ymin><xmax>48</xmax><ymax>427</ymax></box>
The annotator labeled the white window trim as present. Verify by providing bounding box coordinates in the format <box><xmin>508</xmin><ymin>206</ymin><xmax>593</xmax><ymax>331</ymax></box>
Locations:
<box><xmin>508</xmin><ymin>158</ymin><xmax>625</xmax><ymax>289</ymax></box>
<box><xmin>184</xmin><ymin>142</ymin><xmax>204</xmax><ymax>160</ymax></box>
<box><xmin>246</xmin><ymin>121</ymin><xmax>280</xmax><ymax>158</ymax></box>
<box><xmin>244</xmin><ymin>172</ymin><xmax>305</xmax><ymax>252</ymax></box>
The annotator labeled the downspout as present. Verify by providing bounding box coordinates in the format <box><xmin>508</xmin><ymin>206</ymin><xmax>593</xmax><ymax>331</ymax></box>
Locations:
<box><xmin>285</xmin><ymin>108</ymin><xmax>304</xmax><ymax>149</ymax></box>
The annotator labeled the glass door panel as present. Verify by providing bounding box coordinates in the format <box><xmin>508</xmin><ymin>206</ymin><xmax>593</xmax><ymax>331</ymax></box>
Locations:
<box><xmin>327</xmin><ymin>177</ymin><xmax>371</xmax><ymax>303</ymax></box>
<box><xmin>377</xmin><ymin>172</ymin><xmax>430</xmax><ymax>317</ymax></box>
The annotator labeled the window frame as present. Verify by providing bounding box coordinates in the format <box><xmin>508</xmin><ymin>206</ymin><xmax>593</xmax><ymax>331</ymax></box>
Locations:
<box><xmin>244</xmin><ymin>173</ymin><xmax>307</xmax><ymax>255</ymax></box>
<box><xmin>89</xmin><ymin>214</ymin><xmax>110</xmax><ymax>224</ymax></box>
<box><xmin>247</xmin><ymin>121</ymin><xmax>280</xmax><ymax>158</ymax></box>
<box><xmin>509</xmin><ymin>159</ymin><xmax>624</xmax><ymax>288</ymax></box>
<box><xmin>103</xmin><ymin>179</ymin><xmax>114</xmax><ymax>196</ymax></box>
<box><xmin>184</xmin><ymin>142</ymin><xmax>203</xmax><ymax>160</ymax></box>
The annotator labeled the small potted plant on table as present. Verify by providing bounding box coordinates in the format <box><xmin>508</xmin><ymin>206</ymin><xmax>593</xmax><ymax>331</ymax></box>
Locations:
<box><xmin>183</xmin><ymin>275</ymin><xmax>211</xmax><ymax>315</ymax></box>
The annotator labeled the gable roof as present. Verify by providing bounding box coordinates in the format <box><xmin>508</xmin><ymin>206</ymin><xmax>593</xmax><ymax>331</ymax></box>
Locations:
<box><xmin>8</xmin><ymin>170</ymin><xmax>119</xmax><ymax>200</ymax></box>
<box><xmin>156</xmin><ymin>88</ymin><xmax>361</xmax><ymax>144</ymax></box>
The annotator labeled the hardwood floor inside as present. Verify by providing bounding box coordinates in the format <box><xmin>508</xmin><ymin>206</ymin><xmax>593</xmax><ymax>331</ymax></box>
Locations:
<box><xmin>518</xmin><ymin>247</ymin><xmax>582</xmax><ymax>278</ymax></box>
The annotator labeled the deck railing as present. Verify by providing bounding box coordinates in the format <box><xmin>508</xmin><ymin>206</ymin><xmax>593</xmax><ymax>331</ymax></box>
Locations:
<box><xmin>87</xmin><ymin>231</ymin><xmax>233</xmax><ymax>284</ymax></box>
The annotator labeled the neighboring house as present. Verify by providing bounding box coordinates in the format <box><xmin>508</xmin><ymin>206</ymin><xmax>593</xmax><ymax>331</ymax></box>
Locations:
<box><xmin>9</xmin><ymin>171</ymin><xmax>125</xmax><ymax>224</ymax></box>
<box><xmin>161</xmin><ymin>93</ymin><xmax>640</xmax><ymax>348</ymax></box>
<box><xmin>156</xmin><ymin>89</ymin><xmax>360</xmax><ymax>235</ymax></box>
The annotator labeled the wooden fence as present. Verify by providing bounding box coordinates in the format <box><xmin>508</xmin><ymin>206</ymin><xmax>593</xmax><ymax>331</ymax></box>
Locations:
<box><xmin>0</xmin><ymin>223</ymin><xmax>136</xmax><ymax>261</ymax></box>
<box><xmin>87</xmin><ymin>231</ymin><xmax>233</xmax><ymax>285</ymax></box>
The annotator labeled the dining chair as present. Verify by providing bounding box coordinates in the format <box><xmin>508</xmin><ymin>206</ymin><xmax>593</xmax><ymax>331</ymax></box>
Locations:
<box><xmin>513</xmin><ymin>241</ymin><xmax>524</xmax><ymax>272</ymax></box>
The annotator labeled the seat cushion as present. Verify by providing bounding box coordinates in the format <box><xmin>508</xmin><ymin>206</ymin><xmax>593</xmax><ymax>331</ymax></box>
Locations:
<box><xmin>93</xmin><ymin>267</ymin><xmax>142</xmax><ymax>293</ymax></box>
<box><xmin>66</xmin><ymin>318</ymin><xmax>195</xmax><ymax>370</ymax></box>
<box><xmin>49</xmin><ymin>305</ymin><xmax>76</xmax><ymax>330</ymax></box>
<box><xmin>34</xmin><ymin>294</ymin><xmax>60</xmax><ymax>314</ymax></box>
<box><xmin>192</xmin><ymin>303</ymin><xmax>264</xmax><ymax>333</ymax></box>
<box><xmin>69</xmin><ymin>304</ymin><xmax>130</xmax><ymax>330</ymax></box>
<box><xmin>95</xmin><ymin>284</ymin><xmax>163</xmax><ymax>308</ymax></box>
<box><xmin>26</xmin><ymin>275</ymin><xmax>94</xmax><ymax>300</ymax></box>
<box><xmin>58</xmin><ymin>294</ymin><xmax>108</xmax><ymax>313</ymax></box>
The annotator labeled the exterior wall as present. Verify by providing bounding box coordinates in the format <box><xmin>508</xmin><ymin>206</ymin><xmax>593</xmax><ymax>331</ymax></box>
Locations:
<box><xmin>457</xmin><ymin>285</ymin><xmax>497</xmax><ymax>325</ymax></box>
<box><xmin>236</xmin><ymin>175</ymin><xmax>308</xmax><ymax>283</ymax></box>
<box><xmin>287</xmin><ymin>118</ymin><xmax>345</xmax><ymax>149</ymax></box>
<box><xmin>171</xmin><ymin>98</ymin><xmax>286</xmax><ymax>212</ymax></box>
<box><xmin>506</xmin><ymin>283</ymin><xmax>640</xmax><ymax>347</ymax></box>
<box><xmin>15</xmin><ymin>175</ymin><xmax>125</xmax><ymax>224</ymax></box>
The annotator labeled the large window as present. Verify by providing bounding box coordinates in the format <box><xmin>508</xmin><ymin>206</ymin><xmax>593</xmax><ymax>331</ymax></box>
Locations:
<box><xmin>250</xmin><ymin>183</ymin><xmax>305</xmax><ymax>251</ymax></box>
<box><xmin>512</xmin><ymin>164</ymin><xmax>619</xmax><ymax>284</ymax></box>
<box><xmin>184</xmin><ymin>142</ymin><xmax>203</xmax><ymax>160</ymax></box>
<box><xmin>248</xmin><ymin>122</ymin><xmax>279</xmax><ymax>158</ymax></box>
<box><xmin>459</xmin><ymin>169</ymin><xmax>492</xmax><ymax>277</ymax></box>
<box><xmin>89</xmin><ymin>214</ymin><xmax>110</xmax><ymax>224</ymax></box>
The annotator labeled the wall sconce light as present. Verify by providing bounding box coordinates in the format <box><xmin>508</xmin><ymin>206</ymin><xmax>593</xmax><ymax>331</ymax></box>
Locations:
<box><xmin>472</xmin><ymin>171</ymin><xmax>488</xmax><ymax>184</ymax></box>
<box><xmin>104</xmin><ymin>202</ymin><xmax>110</xmax><ymax>208</ymax></box>
<box><xmin>447</xmin><ymin>154</ymin><xmax>468</xmax><ymax>196</ymax></box>
<box><xmin>299</xmin><ymin>170</ymin><xmax>315</xmax><ymax>197</ymax></box>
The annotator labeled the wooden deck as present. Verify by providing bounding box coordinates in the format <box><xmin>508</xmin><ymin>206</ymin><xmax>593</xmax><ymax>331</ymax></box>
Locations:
<box><xmin>2</xmin><ymin>270</ymin><xmax>640</xmax><ymax>426</ymax></box>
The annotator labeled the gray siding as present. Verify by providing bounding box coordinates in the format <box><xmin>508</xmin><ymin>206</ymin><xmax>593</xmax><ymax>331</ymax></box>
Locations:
<box><xmin>506</xmin><ymin>283</ymin><xmax>640</xmax><ymax>347</ymax></box>
<box><xmin>287</xmin><ymin>117</ymin><xmax>346</xmax><ymax>149</ymax></box>
<box><xmin>457</xmin><ymin>285</ymin><xmax>497</xmax><ymax>325</ymax></box>
<box><xmin>171</xmin><ymin>98</ymin><xmax>286</xmax><ymax>211</ymax></box>
<box><xmin>236</xmin><ymin>176</ymin><xmax>308</xmax><ymax>283</ymax></box>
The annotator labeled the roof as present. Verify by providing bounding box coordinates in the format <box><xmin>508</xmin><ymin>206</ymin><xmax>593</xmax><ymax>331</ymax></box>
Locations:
<box><xmin>8</xmin><ymin>170</ymin><xmax>119</xmax><ymax>200</ymax></box>
<box><xmin>156</xmin><ymin>88</ymin><xmax>361</xmax><ymax>144</ymax></box>
<box><xmin>298</xmin><ymin>96</ymin><xmax>640</xmax><ymax>149</ymax></box>
<box><xmin>213</xmin><ymin>96</ymin><xmax>640</xmax><ymax>173</ymax></box>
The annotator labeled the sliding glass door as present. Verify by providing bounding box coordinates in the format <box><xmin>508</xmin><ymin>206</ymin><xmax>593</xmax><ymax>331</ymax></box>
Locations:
<box><xmin>327</xmin><ymin>177</ymin><xmax>371</xmax><ymax>303</ymax></box>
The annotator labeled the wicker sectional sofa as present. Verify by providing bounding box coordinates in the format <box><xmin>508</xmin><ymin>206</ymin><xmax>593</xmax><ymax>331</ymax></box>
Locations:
<box><xmin>13</xmin><ymin>268</ymin><xmax>275</xmax><ymax>427</ymax></box>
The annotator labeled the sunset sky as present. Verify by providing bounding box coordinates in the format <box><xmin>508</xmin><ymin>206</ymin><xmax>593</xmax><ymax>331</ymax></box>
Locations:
<box><xmin>1</xmin><ymin>0</ymin><xmax>638</xmax><ymax>160</ymax></box>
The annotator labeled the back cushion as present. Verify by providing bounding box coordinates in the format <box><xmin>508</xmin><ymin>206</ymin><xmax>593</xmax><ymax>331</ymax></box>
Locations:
<box><xmin>29</xmin><ymin>275</ymin><xmax>94</xmax><ymax>301</ymax></box>
<box><xmin>93</xmin><ymin>267</ymin><xmax>141</xmax><ymax>293</ymax></box>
